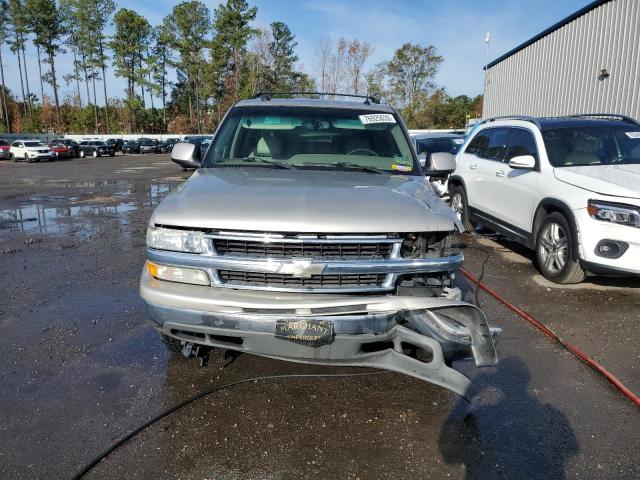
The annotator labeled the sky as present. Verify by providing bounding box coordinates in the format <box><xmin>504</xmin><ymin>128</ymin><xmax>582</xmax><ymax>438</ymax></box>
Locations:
<box><xmin>1</xmin><ymin>0</ymin><xmax>593</xmax><ymax>105</ymax></box>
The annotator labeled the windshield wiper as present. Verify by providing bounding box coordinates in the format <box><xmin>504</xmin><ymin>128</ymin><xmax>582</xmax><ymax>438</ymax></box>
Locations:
<box><xmin>240</xmin><ymin>157</ymin><xmax>295</xmax><ymax>169</ymax></box>
<box><xmin>303</xmin><ymin>162</ymin><xmax>389</xmax><ymax>174</ymax></box>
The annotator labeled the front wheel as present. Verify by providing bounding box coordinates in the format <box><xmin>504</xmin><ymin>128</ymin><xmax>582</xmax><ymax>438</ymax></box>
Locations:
<box><xmin>449</xmin><ymin>184</ymin><xmax>474</xmax><ymax>231</ymax></box>
<box><xmin>80</xmin><ymin>150</ymin><xmax>85</xmax><ymax>158</ymax></box>
<box><xmin>92</xmin><ymin>150</ymin><xmax>99</xmax><ymax>158</ymax></box>
<box><xmin>535</xmin><ymin>212</ymin><xmax>585</xmax><ymax>284</ymax></box>
<box><xmin>10</xmin><ymin>153</ymin><xmax>16</xmax><ymax>162</ymax></box>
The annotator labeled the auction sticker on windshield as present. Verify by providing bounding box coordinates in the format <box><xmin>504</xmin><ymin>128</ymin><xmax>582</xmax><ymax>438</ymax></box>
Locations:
<box><xmin>359</xmin><ymin>113</ymin><xmax>396</xmax><ymax>124</ymax></box>
<box><xmin>625</xmin><ymin>131</ymin><xmax>640</xmax><ymax>138</ymax></box>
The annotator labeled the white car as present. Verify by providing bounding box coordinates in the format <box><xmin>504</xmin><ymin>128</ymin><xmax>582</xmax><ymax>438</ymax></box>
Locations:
<box><xmin>10</xmin><ymin>140</ymin><xmax>55</xmax><ymax>163</ymax></box>
<box><xmin>449</xmin><ymin>114</ymin><xmax>640</xmax><ymax>284</ymax></box>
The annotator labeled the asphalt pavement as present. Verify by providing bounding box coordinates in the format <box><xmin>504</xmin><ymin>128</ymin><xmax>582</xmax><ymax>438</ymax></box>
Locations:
<box><xmin>0</xmin><ymin>154</ymin><xmax>638</xmax><ymax>479</ymax></box>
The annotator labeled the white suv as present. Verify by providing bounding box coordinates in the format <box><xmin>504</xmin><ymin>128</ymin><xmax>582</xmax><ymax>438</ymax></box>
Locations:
<box><xmin>449</xmin><ymin>114</ymin><xmax>640</xmax><ymax>284</ymax></box>
<box><xmin>10</xmin><ymin>140</ymin><xmax>55</xmax><ymax>162</ymax></box>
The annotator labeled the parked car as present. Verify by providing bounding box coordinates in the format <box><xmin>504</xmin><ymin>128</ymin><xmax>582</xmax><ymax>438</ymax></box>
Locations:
<box><xmin>158</xmin><ymin>138</ymin><xmax>180</xmax><ymax>153</ymax></box>
<box><xmin>78</xmin><ymin>140</ymin><xmax>115</xmax><ymax>158</ymax></box>
<box><xmin>411</xmin><ymin>133</ymin><xmax>466</xmax><ymax>198</ymax></box>
<box><xmin>412</xmin><ymin>133</ymin><xmax>466</xmax><ymax>165</ymax></box>
<box><xmin>51</xmin><ymin>138</ymin><xmax>80</xmax><ymax>157</ymax></box>
<box><xmin>142</xmin><ymin>94</ymin><xmax>499</xmax><ymax>398</ymax></box>
<box><xmin>0</xmin><ymin>139</ymin><xmax>10</xmax><ymax>160</ymax></box>
<box><xmin>122</xmin><ymin>140</ymin><xmax>141</xmax><ymax>154</ymax></box>
<box><xmin>450</xmin><ymin>114</ymin><xmax>640</xmax><ymax>284</ymax></box>
<box><xmin>48</xmin><ymin>142</ymin><xmax>73</xmax><ymax>159</ymax></box>
<box><xmin>105</xmin><ymin>138</ymin><xmax>124</xmax><ymax>152</ymax></box>
<box><xmin>171</xmin><ymin>135</ymin><xmax>213</xmax><ymax>168</ymax></box>
<box><xmin>10</xmin><ymin>140</ymin><xmax>55</xmax><ymax>162</ymax></box>
<box><xmin>140</xmin><ymin>138</ymin><xmax>160</xmax><ymax>154</ymax></box>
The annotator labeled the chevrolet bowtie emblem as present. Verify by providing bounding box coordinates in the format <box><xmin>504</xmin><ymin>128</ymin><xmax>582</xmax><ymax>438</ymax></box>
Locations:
<box><xmin>279</xmin><ymin>260</ymin><xmax>327</xmax><ymax>278</ymax></box>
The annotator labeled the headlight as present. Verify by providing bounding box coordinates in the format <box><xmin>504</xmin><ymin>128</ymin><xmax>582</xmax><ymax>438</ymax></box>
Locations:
<box><xmin>147</xmin><ymin>261</ymin><xmax>209</xmax><ymax>285</ymax></box>
<box><xmin>587</xmin><ymin>200</ymin><xmax>640</xmax><ymax>228</ymax></box>
<box><xmin>146</xmin><ymin>226</ymin><xmax>207</xmax><ymax>253</ymax></box>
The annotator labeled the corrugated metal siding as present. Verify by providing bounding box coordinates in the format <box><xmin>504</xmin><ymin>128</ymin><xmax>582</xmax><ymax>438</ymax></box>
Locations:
<box><xmin>484</xmin><ymin>0</ymin><xmax>640</xmax><ymax>120</ymax></box>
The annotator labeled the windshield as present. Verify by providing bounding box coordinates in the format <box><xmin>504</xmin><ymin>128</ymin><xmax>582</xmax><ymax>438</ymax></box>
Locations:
<box><xmin>543</xmin><ymin>125</ymin><xmax>640</xmax><ymax>167</ymax></box>
<box><xmin>203</xmin><ymin>106</ymin><xmax>418</xmax><ymax>174</ymax></box>
<box><xmin>24</xmin><ymin>141</ymin><xmax>44</xmax><ymax>147</ymax></box>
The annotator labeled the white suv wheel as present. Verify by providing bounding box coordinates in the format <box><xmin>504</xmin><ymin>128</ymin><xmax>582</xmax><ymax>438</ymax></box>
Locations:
<box><xmin>538</xmin><ymin>222</ymin><xmax>568</xmax><ymax>274</ymax></box>
<box><xmin>535</xmin><ymin>212</ymin><xmax>585</xmax><ymax>284</ymax></box>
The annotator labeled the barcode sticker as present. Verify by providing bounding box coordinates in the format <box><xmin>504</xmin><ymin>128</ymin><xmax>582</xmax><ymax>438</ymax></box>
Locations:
<box><xmin>359</xmin><ymin>114</ymin><xmax>396</xmax><ymax>124</ymax></box>
<box><xmin>625</xmin><ymin>131</ymin><xmax>640</xmax><ymax>138</ymax></box>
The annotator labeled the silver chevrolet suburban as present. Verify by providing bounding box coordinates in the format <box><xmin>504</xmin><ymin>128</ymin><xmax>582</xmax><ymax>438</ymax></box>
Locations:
<box><xmin>140</xmin><ymin>94</ymin><xmax>499</xmax><ymax>398</ymax></box>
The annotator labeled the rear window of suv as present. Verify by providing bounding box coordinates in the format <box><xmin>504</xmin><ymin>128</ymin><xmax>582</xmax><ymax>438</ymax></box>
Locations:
<box><xmin>542</xmin><ymin>125</ymin><xmax>640</xmax><ymax>167</ymax></box>
<box><xmin>204</xmin><ymin>106</ymin><xmax>418</xmax><ymax>174</ymax></box>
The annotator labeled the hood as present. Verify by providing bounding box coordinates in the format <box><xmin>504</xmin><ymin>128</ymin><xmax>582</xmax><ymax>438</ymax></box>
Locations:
<box><xmin>151</xmin><ymin>168</ymin><xmax>457</xmax><ymax>233</ymax></box>
<box><xmin>554</xmin><ymin>164</ymin><xmax>640</xmax><ymax>200</ymax></box>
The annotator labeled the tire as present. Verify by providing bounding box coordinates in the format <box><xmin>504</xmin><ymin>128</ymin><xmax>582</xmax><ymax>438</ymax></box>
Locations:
<box><xmin>92</xmin><ymin>150</ymin><xmax>98</xmax><ymax>158</ymax></box>
<box><xmin>110</xmin><ymin>152</ymin><xmax>115</xmax><ymax>157</ymax></box>
<box><xmin>160</xmin><ymin>333</ymin><xmax>183</xmax><ymax>354</ymax></box>
<box><xmin>535</xmin><ymin>212</ymin><xmax>585</xmax><ymax>284</ymax></box>
<box><xmin>11</xmin><ymin>153</ymin><xmax>16</xmax><ymax>162</ymax></box>
<box><xmin>80</xmin><ymin>150</ymin><xmax>85</xmax><ymax>158</ymax></box>
<box><xmin>26</xmin><ymin>155</ymin><xmax>32</xmax><ymax>163</ymax></box>
<box><xmin>449</xmin><ymin>184</ymin><xmax>474</xmax><ymax>231</ymax></box>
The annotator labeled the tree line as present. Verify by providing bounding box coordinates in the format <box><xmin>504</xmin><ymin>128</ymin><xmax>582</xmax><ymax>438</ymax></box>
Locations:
<box><xmin>0</xmin><ymin>0</ymin><xmax>482</xmax><ymax>135</ymax></box>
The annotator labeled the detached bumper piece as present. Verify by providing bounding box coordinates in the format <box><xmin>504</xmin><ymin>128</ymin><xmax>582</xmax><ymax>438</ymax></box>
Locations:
<box><xmin>144</xmin><ymin>294</ymin><xmax>499</xmax><ymax>399</ymax></box>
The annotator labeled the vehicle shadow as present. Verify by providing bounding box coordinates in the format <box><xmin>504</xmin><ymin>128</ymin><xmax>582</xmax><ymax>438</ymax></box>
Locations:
<box><xmin>438</xmin><ymin>357</ymin><xmax>579</xmax><ymax>480</ymax></box>
<box><xmin>466</xmin><ymin>229</ymin><xmax>640</xmax><ymax>289</ymax></box>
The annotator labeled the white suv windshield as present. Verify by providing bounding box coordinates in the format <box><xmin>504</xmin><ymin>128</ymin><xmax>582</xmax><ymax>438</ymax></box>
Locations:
<box><xmin>543</xmin><ymin>125</ymin><xmax>640</xmax><ymax>167</ymax></box>
<box><xmin>203</xmin><ymin>106</ymin><xmax>418</xmax><ymax>174</ymax></box>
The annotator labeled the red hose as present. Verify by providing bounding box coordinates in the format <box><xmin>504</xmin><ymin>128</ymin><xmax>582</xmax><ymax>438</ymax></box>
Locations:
<box><xmin>460</xmin><ymin>267</ymin><xmax>640</xmax><ymax>408</ymax></box>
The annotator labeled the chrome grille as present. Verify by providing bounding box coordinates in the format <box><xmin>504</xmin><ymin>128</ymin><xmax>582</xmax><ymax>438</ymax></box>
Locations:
<box><xmin>213</xmin><ymin>238</ymin><xmax>393</xmax><ymax>259</ymax></box>
<box><xmin>218</xmin><ymin>270</ymin><xmax>387</xmax><ymax>289</ymax></box>
<box><xmin>204</xmin><ymin>231</ymin><xmax>403</xmax><ymax>293</ymax></box>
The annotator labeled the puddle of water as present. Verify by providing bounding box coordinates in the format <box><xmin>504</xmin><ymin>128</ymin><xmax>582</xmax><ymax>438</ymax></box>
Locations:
<box><xmin>0</xmin><ymin>203</ymin><xmax>136</xmax><ymax>238</ymax></box>
<box><xmin>0</xmin><ymin>182</ymin><xmax>176</xmax><ymax>239</ymax></box>
<box><xmin>45</xmin><ymin>180</ymin><xmax>123</xmax><ymax>188</ymax></box>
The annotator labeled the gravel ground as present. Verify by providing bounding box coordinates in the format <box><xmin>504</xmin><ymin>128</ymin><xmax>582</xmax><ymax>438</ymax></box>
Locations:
<box><xmin>0</xmin><ymin>154</ymin><xmax>638</xmax><ymax>480</ymax></box>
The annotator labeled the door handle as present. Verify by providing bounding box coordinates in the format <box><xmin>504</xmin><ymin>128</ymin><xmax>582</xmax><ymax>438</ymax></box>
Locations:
<box><xmin>469</xmin><ymin>163</ymin><xmax>478</xmax><ymax>170</ymax></box>
<box><xmin>495</xmin><ymin>170</ymin><xmax>506</xmax><ymax>177</ymax></box>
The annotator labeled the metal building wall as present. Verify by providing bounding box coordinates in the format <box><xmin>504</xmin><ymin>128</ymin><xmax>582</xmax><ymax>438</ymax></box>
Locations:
<box><xmin>483</xmin><ymin>0</ymin><xmax>640</xmax><ymax>120</ymax></box>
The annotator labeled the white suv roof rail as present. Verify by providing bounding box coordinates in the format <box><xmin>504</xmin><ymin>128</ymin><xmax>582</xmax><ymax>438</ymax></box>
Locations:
<box><xmin>481</xmin><ymin>115</ymin><xmax>542</xmax><ymax>129</ymax></box>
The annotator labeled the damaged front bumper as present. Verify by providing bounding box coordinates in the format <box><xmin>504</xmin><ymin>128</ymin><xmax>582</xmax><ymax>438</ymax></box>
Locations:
<box><xmin>140</xmin><ymin>269</ymin><xmax>499</xmax><ymax>399</ymax></box>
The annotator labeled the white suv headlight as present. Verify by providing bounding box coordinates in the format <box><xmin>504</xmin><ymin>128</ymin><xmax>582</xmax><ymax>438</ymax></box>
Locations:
<box><xmin>587</xmin><ymin>200</ymin><xmax>640</xmax><ymax>228</ymax></box>
<box><xmin>146</xmin><ymin>226</ymin><xmax>207</xmax><ymax>253</ymax></box>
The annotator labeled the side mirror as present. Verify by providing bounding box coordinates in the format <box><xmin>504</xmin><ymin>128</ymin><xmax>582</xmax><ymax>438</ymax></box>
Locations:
<box><xmin>171</xmin><ymin>142</ymin><xmax>201</xmax><ymax>168</ymax></box>
<box><xmin>508</xmin><ymin>155</ymin><xmax>536</xmax><ymax>170</ymax></box>
<box><xmin>425</xmin><ymin>152</ymin><xmax>456</xmax><ymax>178</ymax></box>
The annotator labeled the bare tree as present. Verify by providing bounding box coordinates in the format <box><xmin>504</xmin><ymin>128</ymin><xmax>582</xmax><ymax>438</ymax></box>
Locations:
<box><xmin>345</xmin><ymin>39</ymin><xmax>372</xmax><ymax>95</ymax></box>
<box><xmin>326</xmin><ymin>36</ymin><xmax>346</xmax><ymax>95</ymax></box>
<box><xmin>313</xmin><ymin>35</ymin><xmax>332</xmax><ymax>93</ymax></box>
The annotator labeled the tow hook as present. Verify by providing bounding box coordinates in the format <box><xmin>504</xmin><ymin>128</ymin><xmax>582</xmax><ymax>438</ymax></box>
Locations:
<box><xmin>180</xmin><ymin>341</ymin><xmax>212</xmax><ymax>367</ymax></box>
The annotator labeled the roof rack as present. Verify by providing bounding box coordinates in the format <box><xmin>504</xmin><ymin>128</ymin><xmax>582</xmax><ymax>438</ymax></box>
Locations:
<box><xmin>563</xmin><ymin>113</ymin><xmax>640</xmax><ymax>126</ymax></box>
<box><xmin>252</xmin><ymin>91</ymin><xmax>381</xmax><ymax>105</ymax></box>
<box><xmin>481</xmin><ymin>115</ymin><xmax>541</xmax><ymax>128</ymax></box>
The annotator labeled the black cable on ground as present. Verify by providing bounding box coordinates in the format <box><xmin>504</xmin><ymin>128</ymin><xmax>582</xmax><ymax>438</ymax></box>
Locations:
<box><xmin>71</xmin><ymin>370</ymin><xmax>388</xmax><ymax>480</ymax></box>
<box><xmin>452</xmin><ymin>242</ymin><xmax>491</xmax><ymax>306</ymax></box>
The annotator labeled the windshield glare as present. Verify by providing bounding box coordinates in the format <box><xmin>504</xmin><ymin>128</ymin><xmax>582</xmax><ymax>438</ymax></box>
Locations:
<box><xmin>203</xmin><ymin>106</ymin><xmax>418</xmax><ymax>174</ymax></box>
<box><xmin>543</xmin><ymin>126</ymin><xmax>640</xmax><ymax>167</ymax></box>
